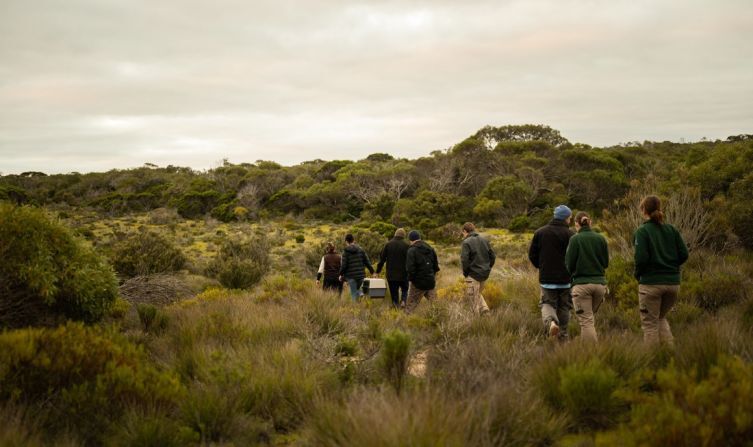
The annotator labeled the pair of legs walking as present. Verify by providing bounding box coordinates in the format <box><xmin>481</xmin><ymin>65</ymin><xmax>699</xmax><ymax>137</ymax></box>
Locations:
<box><xmin>540</xmin><ymin>287</ymin><xmax>573</xmax><ymax>340</ymax></box>
<box><xmin>345</xmin><ymin>278</ymin><xmax>364</xmax><ymax>301</ymax></box>
<box><xmin>572</xmin><ymin>284</ymin><xmax>606</xmax><ymax>342</ymax></box>
<box><xmin>404</xmin><ymin>283</ymin><xmax>437</xmax><ymax>313</ymax></box>
<box><xmin>387</xmin><ymin>279</ymin><xmax>409</xmax><ymax>307</ymax></box>
<box><xmin>464</xmin><ymin>277</ymin><xmax>489</xmax><ymax>315</ymax></box>
<box><xmin>322</xmin><ymin>277</ymin><xmax>343</xmax><ymax>296</ymax></box>
<box><xmin>639</xmin><ymin>284</ymin><xmax>678</xmax><ymax>346</ymax></box>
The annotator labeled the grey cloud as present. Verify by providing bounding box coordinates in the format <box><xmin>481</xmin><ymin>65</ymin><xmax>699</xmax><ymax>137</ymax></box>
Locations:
<box><xmin>1</xmin><ymin>0</ymin><xmax>752</xmax><ymax>174</ymax></box>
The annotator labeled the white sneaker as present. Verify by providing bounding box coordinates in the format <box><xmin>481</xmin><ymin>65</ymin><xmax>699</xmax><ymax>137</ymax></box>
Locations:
<box><xmin>549</xmin><ymin>321</ymin><xmax>560</xmax><ymax>339</ymax></box>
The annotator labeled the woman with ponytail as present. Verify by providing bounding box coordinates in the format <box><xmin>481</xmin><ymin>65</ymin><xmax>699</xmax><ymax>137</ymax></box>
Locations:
<box><xmin>634</xmin><ymin>195</ymin><xmax>689</xmax><ymax>346</ymax></box>
<box><xmin>565</xmin><ymin>212</ymin><xmax>609</xmax><ymax>342</ymax></box>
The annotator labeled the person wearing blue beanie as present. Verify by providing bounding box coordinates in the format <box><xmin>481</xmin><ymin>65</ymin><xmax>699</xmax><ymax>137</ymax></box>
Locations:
<box><xmin>554</xmin><ymin>205</ymin><xmax>572</xmax><ymax>221</ymax></box>
<box><xmin>528</xmin><ymin>204</ymin><xmax>575</xmax><ymax>340</ymax></box>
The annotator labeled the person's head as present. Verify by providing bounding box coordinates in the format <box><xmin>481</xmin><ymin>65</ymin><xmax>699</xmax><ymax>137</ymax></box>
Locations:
<box><xmin>462</xmin><ymin>222</ymin><xmax>476</xmax><ymax>236</ymax></box>
<box><xmin>394</xmin><ymin>228</ymin><xmax>406</xmax><ymax>238</ymax></box>
<box><xmin>325</xmin><ymin>242</ymin><xmax>336</xmax><ymax>253</ymax></box>
<box><xmin>574</xmin><ymin>211</ymin><xmax>591</xmax><ymax>230</ymax></box>
<box><xmin>640</xmin><ymin>195</ymin><xmax>664</xmax><ymax>224</ymax></box>
<box><xmin>554</xmin><ymin>205</ymin><xmax>572</xmax><ymax>224</ymax></box>
<box><xmin>345</xmin><ymin>233</ymin><xmax>355</xmax><ymax>244</ymax></box>
<box><xmin>408</xmin><ymin>230</ymin><xmax>421</xmax><ymax>244</ymax></box>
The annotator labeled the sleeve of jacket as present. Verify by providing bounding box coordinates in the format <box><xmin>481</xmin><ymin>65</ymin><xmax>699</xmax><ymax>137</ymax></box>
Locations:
<box><xmin>339</xmin><ymin>251</ymin><xmax>349</xmax><ymax>276</ymax></box>
<box><xmin>432</xmin><ymin>248</ymin><xmax>440</xmax><ymax>274</ymax></box>
<box><xmin>317</xmin><ymin>257</ymin><xmax>325</xmax><ymax>281</ymax></box>
<box><xmin>405</xmin><ymin>248</ymin><xmax>416</xmax><ymax>281</ymax></box>
<box><xmin>376</xmin><ymin>244</ymin><xmax>387</xmax><ymax>274</ymax></box>
<box><xmin>460</xmin><ymin>240</ymin><xmax>471</xmax><ymax>277</ymax></box>
<box><xmin>675</xmin><ymin>227</ymin><xmax>689</xmax><ymax>266</ymax></box>
<box><xmin>600</xmin><ymin>236</ymin><xmax>610</xmax><ymax>270</ymax></box>
<box><xmin>488</xmin><ymin>240</ymin><xmax>496</xmax><ymax>269</ymax></box>
<box><xmin>565</xmin><ymin>236</ymin><xmax>578</xmax><ymax>276</ymax></box>
<box><xmin>528</xmin><ymin>232</ymin><xmax>540</xmax><ymax>269</ymax></box>
<box><xmin>634</xmin><ymin>228</ymin><xmax>649</xmax><ymax>280</ymax></box>
<box><xmin>363</xmin><ymin>250</ymin><xmax>375</xmax><ymax>274</ymax></box>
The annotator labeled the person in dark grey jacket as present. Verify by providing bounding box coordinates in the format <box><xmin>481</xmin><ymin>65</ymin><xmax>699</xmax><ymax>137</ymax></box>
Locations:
<box><xmin>461</xmin><ymin>222</ymin><xmax>495</xmax><ymax>315</ymax></box>
<box><xmin>339</xmin><ymin>233</ymin><xmax>375</xmax><ymax>301</ymax></box>
<box><xmin>404</xmin><ymin>230</ymin><xmax>440</xmax><ymax>313</ymax></box>
<box><xmin>528</xmin><ymin>205</ymin><xmax>575</xmax><ymax>340</ymax></box>
<box><xmin>377</xmin><ymin>228</ymin><xmax>410</xmax><ymax>308</ymax></box>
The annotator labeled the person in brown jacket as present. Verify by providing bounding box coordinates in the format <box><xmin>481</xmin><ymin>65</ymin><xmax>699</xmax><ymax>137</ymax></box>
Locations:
<box><xmin>316</xmin><ymin>242</ymin><xmax>342</xmax><ymax>295</ymax></box>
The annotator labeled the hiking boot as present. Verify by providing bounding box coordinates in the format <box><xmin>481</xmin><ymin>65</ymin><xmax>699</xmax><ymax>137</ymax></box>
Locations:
<box><xmin>548</xmin><ymin>320</ymin><xmax>560</xmax><ymax>339</ymax></box>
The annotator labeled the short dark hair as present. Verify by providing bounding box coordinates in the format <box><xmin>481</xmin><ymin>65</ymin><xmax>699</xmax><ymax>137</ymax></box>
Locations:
<box><xmin>345</xmin><ymin>233</ymin><xmax>354</xmax><ymax>243</ymax></box>
<box><xmin>462</xmin><ymin>222</ymin><xmax>476</xmax><ymax>233</ymax></box>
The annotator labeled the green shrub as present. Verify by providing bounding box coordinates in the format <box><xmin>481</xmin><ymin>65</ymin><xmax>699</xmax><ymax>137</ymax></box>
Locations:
<box><xmin>614</xmin><ymin>356</ymin><xmax>753</xmax><ymax>446</ymax></box>
<box><xmin>108</xmin><ymin>410</ymin><xmax>199</xmax><ymax>447</ymax></box>
<box><xmin>0</xmin><ymin>203</ymin><xmax>118</xmax><ymax>326</ymax></box>
<box><xmin>0</xmin><ymin>323</ymin><xmax>183</xmax><ymax>443</ymax></box>
<box><xmin>380</xmin><ymin>330</ymin><xmax>411</xmax><ymax>394</ymax></box>
<box><xmin>295</xmin><ymin>234</ymin><xmax>306</xmax><ymax>243</ymax></box>
<box><xmin>508</xmin><ymin>215</ymin><xmax>530</xmax><ymax>233</ymax></box>
<box><xmin>369</xmin><ymin>221</ymin><xmax>397</xmax><ymax>238</ymax></box>
<box><xmin>605</xmin><ymin>256</ymin><xmax>638</xmax><ymax>312</ymax></box>
<box><xmin>558</xmin><ymin>359</ymin><xmax>622</xmax><ymax>429</ymax></box>
<box><xmin>112</xmin><ymin>230</ymin><xmax>186</xmax><ymax>278</ymax></box>
<box><xmin>428</xmin><ymin>222</ymin><xmax>463</xmax><ymax>244</ymax></box>
<box><xmin>340</xmin><ymin>228</ymin><xmax>386</xmax><ymax>262</ymax></box>
<box><xmin>137</xmin><ymin>303</ymin><xmax>169</xmax><ymax>334</ymax></box>
<box><xmin>205</xmin><ymin>237</ymin><xmax>270</xmax><ymax>289</ymax></box>
<box><xmin>681</xmin><ymin>270</ymin><xmax>748</xmax><ymax>312</ymax></box>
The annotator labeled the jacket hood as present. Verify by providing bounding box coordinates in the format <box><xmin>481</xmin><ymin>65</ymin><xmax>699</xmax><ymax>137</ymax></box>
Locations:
<box><xmin>412</xmin><ymin>240</ymin><xmax>433</xmax><ymax>255</ymax></box>
<box><xmin>344</xmin><ymin>244</ymin><xmax>361</xmax><ymax>254</ymax></box>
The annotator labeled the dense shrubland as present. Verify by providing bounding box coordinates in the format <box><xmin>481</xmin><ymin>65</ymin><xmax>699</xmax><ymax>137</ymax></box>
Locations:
<box><xmin>2</xmin><ymin>125</ymin><xmax>753</xmax><ymax>445</ymax></box>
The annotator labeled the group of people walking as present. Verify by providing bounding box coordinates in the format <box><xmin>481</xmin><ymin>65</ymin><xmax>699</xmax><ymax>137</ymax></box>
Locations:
<box><xmin>317</xmin><ymin>194</ymin><xmax>688</xmax><ymax>345</ymax></box>
<box><xmin>530</xmin><ymin>196</ymin><xmax>688</xmax><ymax>345</ymax></box>
<box><xmin>316</xmin><ymin>223</ymin><xmax>495</xmax><ymax>316</ymax></box>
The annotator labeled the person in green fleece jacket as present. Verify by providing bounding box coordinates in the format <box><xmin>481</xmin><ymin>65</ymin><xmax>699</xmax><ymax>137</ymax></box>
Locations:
<box><xmin>634</xmin><ymin>195</ymin><xmax>689</xmax><ymax>346</ymax></box>
<box><xmin>565</xmin><ymin>212</ymin><xmax>609</xmax><ymax>342</ymax></box>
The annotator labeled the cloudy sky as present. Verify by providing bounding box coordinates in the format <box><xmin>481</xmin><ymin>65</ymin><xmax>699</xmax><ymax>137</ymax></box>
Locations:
<box><xmin>1</xmin><ymin>0</ymin><xmax>752</xmax><ymax>174</ymax></box>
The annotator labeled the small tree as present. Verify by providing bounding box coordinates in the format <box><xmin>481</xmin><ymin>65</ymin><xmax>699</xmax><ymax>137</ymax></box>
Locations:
<box><xmin>112</xmin><ymin>230</ymin><xmax>186</xmax><ymax>278</ymax></box>
<box><xmin>206</xmin><ymin>237</ymin><xmax>271</xmax><ymax>289</ymax></box>
<box><xmin>0</xmin><ymin>204</ymin><xmax>118</xmax><ymax>327</ymax></box>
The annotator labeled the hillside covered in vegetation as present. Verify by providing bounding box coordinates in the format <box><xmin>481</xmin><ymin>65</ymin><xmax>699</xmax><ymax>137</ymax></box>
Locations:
<box><xmin>2</xmin><ymin>124</ymin><xmax>753</xmax><ymax>446</ymax></box>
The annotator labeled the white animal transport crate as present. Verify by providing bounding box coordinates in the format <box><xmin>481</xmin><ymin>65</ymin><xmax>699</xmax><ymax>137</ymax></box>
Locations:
<box><xmin>362</xmin><ymin>278</ymin><xmax>387</xmax><ymax>298</ymax></box>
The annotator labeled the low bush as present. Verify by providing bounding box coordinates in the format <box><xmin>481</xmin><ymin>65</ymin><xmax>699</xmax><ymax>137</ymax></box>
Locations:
<box><xmin>612</xmin><ymin>356</ymin><xmax>753</xmax><ymax>446</ymax></box>
<box><xmin>137</xmin><ymin>303</ymin><xmax>169</xmax><ymax>334</ymax></box>
<box><xmin>0</xmin><ymin>203</ymin><xmax>118</xmax><ymax>326</ymax></box>
<box><xmin>428</xmin><ymin>222</ymin><xmax>463</xmax><ymax>244</ymax></box>
<box><xmin>112</xmin><ymin>230</ymin><xmax>186</xmax><ymax>278</ymax></box>
<box><xmin>0</xmin><ymin>323</ymin><xmax>182</xmax><ymax>443</ymax></box>
<box><xmin>205</xmin><ymin>236</ymin><xmax>270</xmax><ymax>289</ymax></box>
<box><xmin>380</xmin><ymin>329</ymin><xmax>411</xmax><ymax>394</ymax></box>
<box><xmin>558</xmin><ymin>359</ymin><xmax>622</xmax><ymax>429</ymax></box>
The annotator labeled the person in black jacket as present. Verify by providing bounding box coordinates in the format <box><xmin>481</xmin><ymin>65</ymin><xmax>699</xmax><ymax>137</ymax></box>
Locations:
<box><xmin>339</xmin><ymin>233</ymin><xmax>375</xmax><ymax>301</ymax></box>
<box><xmin>528</xmin><ymin>205</ymin><xmax>575</xmax><ymax>340</ymax></box>
<box><xmin>404</xmin><ymin>230</ymin><xmax>440</xmax><ymax>313</ymax></box>
<box><xmin>316</xmin><ymin>242</ymin><xmax>342</xmax><ymax>295</ymax></box>
<box><xmin>377</xmin><ymin>228</ymin><xmax>410</xmax><ymax>308</ymax></box>
<box><xmin>461</xmin><ymin>222</ymin><xmax>495</xmax><ymax>315</ymax></box>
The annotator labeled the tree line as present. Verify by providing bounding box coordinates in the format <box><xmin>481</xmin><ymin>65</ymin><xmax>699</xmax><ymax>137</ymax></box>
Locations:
<box><xmin>2</xmin><ymin>124</ymin><xmax>753</xmax><ymax>248</ymax></box>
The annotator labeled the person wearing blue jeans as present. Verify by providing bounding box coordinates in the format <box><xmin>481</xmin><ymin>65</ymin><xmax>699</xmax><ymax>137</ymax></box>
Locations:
<box><xmin>339</xmin><ymin>233</ymin><xmax>375</xmax><ymax>301</ymax></box>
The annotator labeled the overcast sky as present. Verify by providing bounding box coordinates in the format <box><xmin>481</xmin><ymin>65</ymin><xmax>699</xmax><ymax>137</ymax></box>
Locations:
<box><xmin>1</xmin><ymin>0</ymin><xmax>752</xmax><ymax>174</ymax></box>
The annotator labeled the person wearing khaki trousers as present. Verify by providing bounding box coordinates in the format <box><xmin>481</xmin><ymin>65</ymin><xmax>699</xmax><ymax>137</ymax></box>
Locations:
<box><xmin>633</xmin><ymin>195</ymin><xmax>689</xmax><ymax>346</ymax></box>
<box><xmin>565</xmin><ymin>212</ymin><xmax>609</xmax><ymax>342</ymax></box>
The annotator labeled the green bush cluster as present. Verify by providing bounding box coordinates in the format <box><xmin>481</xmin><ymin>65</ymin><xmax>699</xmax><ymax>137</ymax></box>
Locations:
<box><xmin>380</xmin><ymin>329</ymin><xmax>411</xmax><ymax>393</ymax></box>
<box><xmin>606</xmin><ymin>356</ymin><xmax>753</xmax><ymax>446</ymax></box>
<box><xmin>112</xmin><ymin>230</ymin><xmax>187</xmax><ymax>278</ymax></box>
<box><xmin>205</xmin><ymin>237</ymin><xmax>270</xmax><ymax>289</ymax></box>
<box><xmin>0</xmin><ymin>203</ymin><xmax>118</xmax><ymax>327</ymax></box>
<box><xmin>0</xmin><ymin>323</ymin><xmax>183</xmax><ymax>443</ymax></box>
